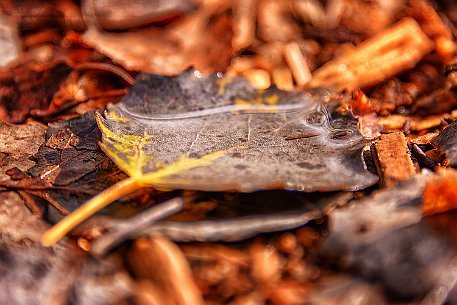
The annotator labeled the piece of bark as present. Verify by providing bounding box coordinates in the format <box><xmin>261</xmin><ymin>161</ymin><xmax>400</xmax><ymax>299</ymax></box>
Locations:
<box><xmin>134</xmin><ymin>280</ymin><xmax>171</xmax><ymax>305</ymax></box>
<box><xmin>93</xmin><ymin>0</ymin><xmax>195</xmax><ymax>30</ymax></box>
<box><xmin>378</xmin><ymin>114</ymin><xmax>446</xmax><ymax>132</ymax></box>
<box><xmin>242</xmin><ymin>68</ymin><xmax>271</xmax><ymax>89</ymax></box>
<box><xmin>308</xmin><ymin>18</ymin><xmax>433</xmax><ymax>91</ymax></box>
<box><xmin>408</xmin><ymin>132</ymin><xmax>439</xmax><ymax>145</ymax></box>
<box><xmin>272</xmin><ymin>66</ymin><xmax>294</xmax><ymax>91</ymax></box>
<box><xmin>409</xmin><ymin>0</ymin><xmax>456</xmax><ymax>62</ymax></box>
<box><xmin>127</xmin><ymin>236</ymin><xmax>205</xmax><ymax>305</ymax></box>
<box><xmin>371</xmin><ymin>132</ymin><xmax>416</xmax><ymax>187</ymax></box>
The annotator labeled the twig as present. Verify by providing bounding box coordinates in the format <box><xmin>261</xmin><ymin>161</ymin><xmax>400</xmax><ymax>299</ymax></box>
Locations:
<box><xmin>145</xmin><ymin>209</ymin><xmax>321</xmax><ymax>242</ymax></box>
<box><xmin>72</xmin><ymin>62</ymin><xmax>135</xmax><ymax>85</ymax></box>
<box><xmin>410</xmin><ymin>143</ymin><xmax>438</xmax><ymax>169</ymax></box>
<box><xmin>91</xmin><ymin>197</ymin><xmax>183</xmax><ymax>257</ymax></box>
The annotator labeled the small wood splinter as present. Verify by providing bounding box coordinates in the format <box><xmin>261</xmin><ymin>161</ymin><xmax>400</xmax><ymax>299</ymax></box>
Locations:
<box><xmin>284</xmin><ymin>133</ymin><xmax>318</xmax><ymax>140</ymax></box>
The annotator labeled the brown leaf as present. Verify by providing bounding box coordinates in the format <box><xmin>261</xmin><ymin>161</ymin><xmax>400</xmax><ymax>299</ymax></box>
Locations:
<box><xmin>0</xmin><ymin>63</ymin><xmax>71</xmax><ymax>123</ymax></box>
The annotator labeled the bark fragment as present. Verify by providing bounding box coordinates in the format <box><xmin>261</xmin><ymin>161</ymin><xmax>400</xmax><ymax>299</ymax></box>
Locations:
<box><xmin>371</xmin><ymin>132</ymin><xmax>416</xmax><ymax>187</ymax></box>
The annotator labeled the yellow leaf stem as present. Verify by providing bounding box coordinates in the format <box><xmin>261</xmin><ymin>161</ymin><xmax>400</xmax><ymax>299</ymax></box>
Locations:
<box><xmin>41</xmin><ymin>177</ymin><xmax>142</xmax><ymax>247</ymax></box>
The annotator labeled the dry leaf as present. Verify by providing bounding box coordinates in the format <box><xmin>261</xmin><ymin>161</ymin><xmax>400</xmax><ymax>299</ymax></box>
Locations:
<box><xmin>41</xmin><ymin>70</ymin><xmax>377</xmax><ymax>246</ymax></box>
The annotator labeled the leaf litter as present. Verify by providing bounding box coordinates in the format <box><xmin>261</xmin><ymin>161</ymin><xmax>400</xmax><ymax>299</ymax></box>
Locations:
<box><xmin>3</xmin><ymin>1</ymin><xmax>457</xmax><ymax>304</ymax></box>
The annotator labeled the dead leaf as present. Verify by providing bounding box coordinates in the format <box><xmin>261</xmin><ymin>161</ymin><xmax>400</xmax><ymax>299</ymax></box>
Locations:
<box><xmin>0</xmin><ymin>63</ymin><xmax>71</xmax><ymax>123</ymax></box>
<box><xmin>0</xmin><ymin>120</ymin><xmax>46</xmax><ymax>182</ymax></box>
<box><xmin>0</xmin><ymin>191</ymin><xmax>84</xmax><ymax>305</ymax></box>
<box><xmin>26</xmin><ymin>112</ymin><xmax>158</xmax><ymax>221</ymax></box>
<box><xmin>127</xmin><ymin>236</ymin><xmax>205</xmax><ymax>305</ymax></box>
<box><xmin>322</xmin><ymin>172</ymin><xmax>457</xmax><ymax>300</ymax></box>
<box><xmin>41</xmin><ymin>70</ymin><xmax>377</xmax><ymax>246</ymax></box>
<box><xmin>82</xmin><ymin>27</ymin><xmax>189</xmax><ymax>76</ymax></box>
<box><xmin>99</xmin><ymin>70</ymin><xmax>377</xmax><ymax>193</ymax></box>
<box><xmin>93</xmin><ymin>0</ymin><xmax>195</xmax><ymax>30</ymax></box>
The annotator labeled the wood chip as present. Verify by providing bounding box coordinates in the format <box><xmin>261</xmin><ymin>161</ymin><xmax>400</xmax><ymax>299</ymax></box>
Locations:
<box><xmin>242</xmin><ymin>68</ymin><xmax>271</xmax><ymax>89</ymax></box>
<box><xmin>407</xmin><ymin>132</ymin><xmax>439</xmax><ymax>145</ymax></box>
<box><xmin>308</xmin><ymin>18</ymin><xmax>433</xmax><ymax>90</ymax></box>
<box><xmin>127</xmin><ymin>236</ymin><xmax>204</xmax><ymax>305</ymax></box>
<box><xmin>371</xmin><ymin>132</ymin><xmax>416</xmax><ymax>187</ymax></box>
<box><xmin>422</xmin><ymin>168</ymin><xmax>457</xmax><ymax>216</ymax></box>
<box><xmin>283</xmin><ymin>42</ymin><xmax>312</xmax><ymax>86</ymax></box>
<box><xmin>250</xmin><ymin>241</ymin><xmax>282</xmax><ymax>285</ymax></box>
<box><xmin>272</xmin><ymin>66</ymin><xmax>294</xmax><ymax>91</ymax></box>
<box><xmin>378</xmin><ymin>114</ymin><xmax>446</xmax><ymax>132</ymax></box>
<box><xmin>232</xmin><ymin>0</ymin><xmax>257</xmax><ymax>51</ymax></box>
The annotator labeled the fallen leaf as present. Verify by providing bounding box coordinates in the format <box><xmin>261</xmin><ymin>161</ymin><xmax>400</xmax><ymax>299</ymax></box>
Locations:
<box><xmin>93</xmin><ymin>0</ymin><xmax>195</xmax><ymax>30</ymax></box>
<box><xmin>0</xmin><ymin>63</ymin><xmax>71</xmax><ymax>123</ymax></box>
<box><xmin>321</xmin><ymin>172</ymin><xmax>457</xmax><ymax>300</ymax></box>
<box><xmin>28</xmin><ymin>112</ymin><xmax>160</xmax><ymax>220</ymax></box>
<box><xmin>41</xmin><ymin>70</ymin><xmax>377</xmax><ymax>246</ymax></box>
<box><xmin>0</xmin><ymin>191</ymin><xmax>84</xmax><ymax>305</ymax></box>
<box><xmin>99</xmin><ymin>70</ymin><xmax>377</xmax><ymax>193</ymax></box>
<box><xmin>82</xmin><ymin>27</ymin><xmax>189</xmax><ymax>76</ymax></box>
<box><xmin>127</xmin><ymin>236</ymin><xmax>205</xmax><ymax>305</ymax></box>
<box><xmin>0</xmin><ymin>120</ymin><xmax>46</xmax><ymax>182</ymax></box>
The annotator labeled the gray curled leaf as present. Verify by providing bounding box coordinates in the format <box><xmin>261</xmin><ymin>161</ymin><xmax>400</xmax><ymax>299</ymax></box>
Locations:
<box><xmin>101</xmin><ymin>70</ymin><xmax>378</xmax><ymax>192</ymax></box>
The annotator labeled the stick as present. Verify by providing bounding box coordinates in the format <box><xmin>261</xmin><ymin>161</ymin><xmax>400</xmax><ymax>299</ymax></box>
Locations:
<box><xmin>91</xmin><ymin>197</ymin><xmax>183</xmax><ymax>257</ymax></box>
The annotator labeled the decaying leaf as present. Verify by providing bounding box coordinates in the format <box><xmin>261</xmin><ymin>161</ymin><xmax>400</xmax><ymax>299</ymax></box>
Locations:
<box><xmin>322</xmin><ymin>172</ymin><xmax>457</xmax><ymax>301</ymax></box>
<box><xmin>99</xmin><ymin>70</ymin><xmax>377</xmax><ymax>192</ymax></box>
<box><xmin>0</xmin><ymin>190</ymin><xmax>137</xmax><ymax>305</ymax></box>
<box><xmin>27</xmin><ymin>112</ymin><xmax>159</xmax><ymax>221</ymax></box>
<box><xmin>93</xmin><ymin>0</ymin><xmax>195</xmax><ymax>30</ymax></box>
<box><xmin>433</xmin><ymin>121</ymin><xmax>457</xmax><ymax>167</ymax></box>
<box><xmin>0</xmin><ymin>191</ymin><xmax>84</xmax><ymax>305</ymax></box>
<box><xmin>42</xmin><ymin>70</ymin><xmax>377</xmax><ymax>246</ymax></box>
<box><xmin>0</xmin><ymin>63</ymin><xmax>71</xmax><ymax>123</ymax></box>
<box><xmin>0</xmin><ymin>120</ymin><xmax>46</xmax><ymax>182</ymax></box>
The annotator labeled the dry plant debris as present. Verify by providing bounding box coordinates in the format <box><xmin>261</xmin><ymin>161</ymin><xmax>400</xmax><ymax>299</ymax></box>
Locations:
<box><xmin>1</xmin><ymin>0</ymin><xmax>457</xmax><ymax>304</ymax></box>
